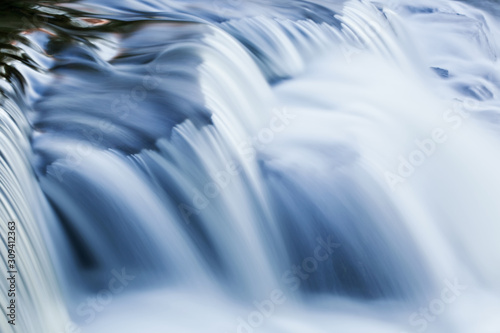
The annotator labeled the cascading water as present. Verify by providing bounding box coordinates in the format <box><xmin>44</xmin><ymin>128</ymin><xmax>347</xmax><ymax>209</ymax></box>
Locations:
<box><xmin>1</xmin><ymin>0</ymin><xmax>500</xmax><ymax>332</ymax></box>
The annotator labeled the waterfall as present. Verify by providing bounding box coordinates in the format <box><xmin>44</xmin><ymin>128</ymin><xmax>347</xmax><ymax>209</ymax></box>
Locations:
<box><xmin>1</xmin><ymin>0</ymin><xmax>500</xmax><ymax>332</ymax></box>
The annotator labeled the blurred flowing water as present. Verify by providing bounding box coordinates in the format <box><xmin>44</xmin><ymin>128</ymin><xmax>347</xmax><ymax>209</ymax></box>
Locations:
<box><xmin>1</xmin><ymin>0</ymin><xmax>500</xmax><ymax>332</ymax></box>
